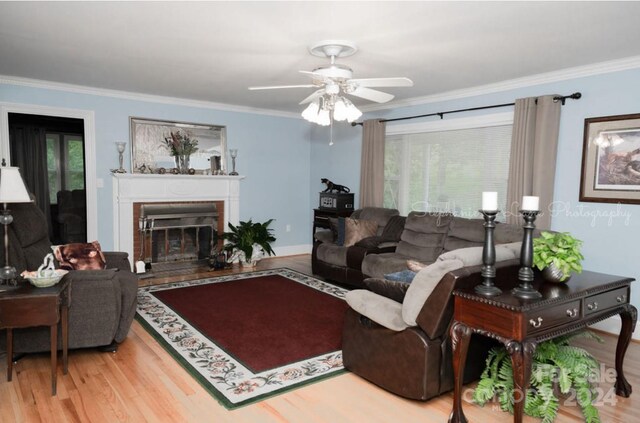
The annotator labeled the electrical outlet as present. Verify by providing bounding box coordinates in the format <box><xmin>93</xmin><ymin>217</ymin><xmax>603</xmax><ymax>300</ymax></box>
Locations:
<box><xmin>286</xmin><ymin>224</ymin><xmax>292</xmax><ymax>232</ymax></box>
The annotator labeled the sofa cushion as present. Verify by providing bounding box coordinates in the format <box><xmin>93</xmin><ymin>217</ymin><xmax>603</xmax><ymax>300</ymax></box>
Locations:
<box><xmin>495</xmin><ymin>222</ymin><xmax>526</xmax><ymax>244</ymax></box>
<box><xmin>345</xmin><ymin>290</ymin><xmax>409</xmax><ymax>331</ymax></box>
<box><xmin>315</xmin><ymin>242</ymin><xmax>348</xmax><ymax>267</ymax></box>
<box><xmin>395</xmin><ymin>212</ymin><xmax>453</xmax><ymax>263</ymax></box>
<box><xmin>362</xmin><ymin>252</ymin><xmax>415</xmax><ymax>279</ymax></box>
<box><xmin>443</xmin><ymin>217</ymin><xmax>486</xmax><ymax>252</ymax></box>
<box><xmin>343</xmin><ymin>218</ymin><xmax>378</xmax><ymax>247</ymax></box>
<box><xmin>380</xmin><ymin>215</ymin><xmax>406</xmax><ymax>241</ymax></box>
<box><xmin>438</xmin><ymin>242</ymin><xmax>522</xmax><ymax>266</ymax></box>
<box><xmin>364</xmin><ymin>278</ymin><xmax>411</xmax><ymax>303</ymax></box>
<box><xmin>402</xmin><ymin>259</ymin><xmax>464</xmax><ymax>327</ymax></box>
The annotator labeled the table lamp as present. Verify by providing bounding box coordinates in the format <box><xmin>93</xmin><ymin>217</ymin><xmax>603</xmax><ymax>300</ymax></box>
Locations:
<box><xmin>0</xmin><ymin>166</ymin><xmax>33</xmax><ymax>286</ymax></box>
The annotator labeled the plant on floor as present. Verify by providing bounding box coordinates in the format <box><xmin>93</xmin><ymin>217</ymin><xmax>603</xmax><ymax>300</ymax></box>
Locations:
<box><xmin>533</xmin><ymin>231</ymin><xmax>584</xmax><ymax>282</ymax></box>
<box><xmin>473</xmin><ymin>331</ymin><xmax>603</xmax><ymax>423</ymax></box>
<box><xmin>222</xmin><ymin>219</ymin><xmax>276</xmax><ymax>266</ymax></box>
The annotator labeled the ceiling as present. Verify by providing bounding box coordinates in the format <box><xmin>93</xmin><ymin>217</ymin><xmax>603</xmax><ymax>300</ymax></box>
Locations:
<box><xmin>2</xmin><ymin>2</ymin><xmax>640</xmax><ymax>114</ymax></box>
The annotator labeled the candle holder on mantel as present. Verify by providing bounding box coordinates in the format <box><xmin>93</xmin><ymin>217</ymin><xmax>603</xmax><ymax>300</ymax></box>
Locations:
<box><xmin>475</xmin><ymin>210</ymin><xmax>502</xmax><ymax>296</ymax></box>
<box><xmin>512</xmin><ymin>210</ymin><xmax>542</xmax><ymax>299</ymax></box>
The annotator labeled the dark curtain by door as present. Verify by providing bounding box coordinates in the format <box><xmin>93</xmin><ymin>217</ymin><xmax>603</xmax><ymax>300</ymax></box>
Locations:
<box><xmin>10</xmin><ymin>124</ymin><xmax>53</xmax><ymax>238</ymax></box>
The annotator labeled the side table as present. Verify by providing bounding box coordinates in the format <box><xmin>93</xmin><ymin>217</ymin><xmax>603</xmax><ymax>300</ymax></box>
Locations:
<box><xmin>448</xmin><ymin>269</ymin><xmax>636</xmax><ymax>423</ymax></box>
<box><xmin>0</xmin><ymin>278</ymin><xmax>71</xmax><ymax>395</ymax></box>
<box><xmin>312</xmin><ymin>208</ymin><xmax>353</xmax><ymax>238</ymax></box>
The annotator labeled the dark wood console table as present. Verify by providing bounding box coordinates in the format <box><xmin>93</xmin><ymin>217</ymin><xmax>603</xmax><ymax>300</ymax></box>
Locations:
<box><xmin>448</xmin><ymin>269</ymin><xmax>636</xmax><ymax>423</ymax></box>
<box><xmin>0</xmin><ymin>278</ymin><xmax>71</xmax><ymax>395</ymax></box>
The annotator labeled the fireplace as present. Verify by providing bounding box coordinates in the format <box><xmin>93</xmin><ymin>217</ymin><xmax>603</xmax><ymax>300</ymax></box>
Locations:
<box><xmin>134</xmin><ymin>201</ymin><xmax>224</xmax><ymax>266</ymax></box>
<box><xmin>112</xmin><ymin>173</ymin><xmax>244</xmax><ymax>271</ymax></box>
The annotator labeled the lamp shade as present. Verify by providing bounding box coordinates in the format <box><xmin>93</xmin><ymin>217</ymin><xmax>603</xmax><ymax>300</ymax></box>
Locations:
<box><xmin>0</xmin><ymin>167</ymin><xmax>32</xmax><ymax>203</ymax></box>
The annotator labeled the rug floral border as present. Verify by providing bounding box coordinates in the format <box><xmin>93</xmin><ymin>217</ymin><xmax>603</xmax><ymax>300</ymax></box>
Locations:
<box><xmin>135</xmin><ymin>268</ymin><xmax>348</xmax><ymax>409</ymax></box>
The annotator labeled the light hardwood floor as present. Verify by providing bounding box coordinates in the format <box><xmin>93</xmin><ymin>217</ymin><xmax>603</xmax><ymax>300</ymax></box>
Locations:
<box><xmin>1</xmin><ymin>255</ymin><xmax>638</xmax><ymax>422</ymax></box>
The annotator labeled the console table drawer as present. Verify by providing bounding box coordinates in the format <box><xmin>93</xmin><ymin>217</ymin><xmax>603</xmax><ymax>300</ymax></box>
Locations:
<box><xmin>526</xmin><ymin>300</ymin><xmax>581</xmax><ymax>334</ymax></box>
<box><xmin>585</xmin><ymin>287</ymin><xmax>628</xmax><ymax>315</ymax></box>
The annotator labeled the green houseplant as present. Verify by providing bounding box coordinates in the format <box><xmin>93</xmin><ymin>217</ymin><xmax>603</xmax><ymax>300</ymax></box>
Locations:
<box><xmin>473</xmin><ymin>332</ymin><xmax>603</xmax><ymax>423</ymax></box>
<box><xmin>222</xmin><ymin>219</ymin><xmax>276</xmax><ymax>266</ymax></box>
<box><xmin>533</xmin><ymin>231</ymin><xmax>584</xmax><ymax>282</ymax></box>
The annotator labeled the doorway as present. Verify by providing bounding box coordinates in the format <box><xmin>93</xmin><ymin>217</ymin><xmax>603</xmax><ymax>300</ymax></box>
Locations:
<box><xmin>8</xmin><ymin>113</ymin><xmax>87</xmax><ymax>244</ymax></box>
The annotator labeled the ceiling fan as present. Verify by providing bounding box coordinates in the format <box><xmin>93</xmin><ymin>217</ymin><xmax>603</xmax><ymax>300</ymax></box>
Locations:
<box><xmin>248</xmin><ymin>40</ymin><xmax>413</xmax><ymax>125</ymax></box>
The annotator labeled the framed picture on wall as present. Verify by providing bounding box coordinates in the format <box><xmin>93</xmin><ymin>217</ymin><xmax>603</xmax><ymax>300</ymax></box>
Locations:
<box><xmin>580</xmin><ymin>113</ymin><xmax>640</xmax><ymax>204</ymax></box>
<box><xmin>129</xmin><ymin>117</ymin><xmax>227</xmax><ymax>173</ymax></box>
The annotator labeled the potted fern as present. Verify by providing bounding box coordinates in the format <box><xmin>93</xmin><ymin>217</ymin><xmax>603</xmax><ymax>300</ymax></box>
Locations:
<box><xmin>222</xmin><ymin>219</ymin><xmax>276</xmax><ymax>267</ymax></box>
<box><xmin>473</xmin><ymin>331</ymin><xmax>603</xmax><ymax>423</ymax></box>
<box><xmin>533</xmin><ymin>231</ymin><xmax>584</xmax><ymax>282</ymax></box>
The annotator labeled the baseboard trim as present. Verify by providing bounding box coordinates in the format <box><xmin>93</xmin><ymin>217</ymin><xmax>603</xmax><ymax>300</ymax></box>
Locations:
<box><xmin>273</xmin><ymin>244</ymin><xmax>313</xmax><ymax>257</ymax></box>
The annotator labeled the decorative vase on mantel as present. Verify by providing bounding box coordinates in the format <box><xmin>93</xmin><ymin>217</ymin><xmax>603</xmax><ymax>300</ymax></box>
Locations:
<box><xmin>174</xmin><ymin>154</ymin><xmax>191</xmax><ymax>174</ymax></box>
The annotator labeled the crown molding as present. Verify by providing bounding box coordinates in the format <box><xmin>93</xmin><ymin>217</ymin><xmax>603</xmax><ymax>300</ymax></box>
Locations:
<box><xmin>361</xmin><ymin>55</ymin><xmax>640</xmax><ymax>113</ymax></box>
<box><xmin>0</xmin><ymin>74</ymin><xmax>301</xmax><ymax>119</ymax></box>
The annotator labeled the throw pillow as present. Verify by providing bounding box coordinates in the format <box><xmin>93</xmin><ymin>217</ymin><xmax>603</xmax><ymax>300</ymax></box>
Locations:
<box><xmin>364</xmin><ymin>278</ymin><xmax>411</xmax><ymax>303</ymax></box>
<box><xmin>52</xmin><ymin>241</ymin><xmax>107</xmax><ymax>270</ymax></box>
<box><xmin>343</xmin><ymin>218</ymin><xmax>378</xmax><ymax>247</ymax></box>
<box><xmin>383</xmin><ymin>269</ymin><xmax>417</xmax><ymax>283</ymax></box>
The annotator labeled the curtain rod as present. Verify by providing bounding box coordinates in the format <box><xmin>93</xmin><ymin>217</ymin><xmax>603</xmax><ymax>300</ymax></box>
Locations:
<box><xmin>350</xmin><ymin>92</ymin><xmax>582</xmax><ymax>127</ymax></box>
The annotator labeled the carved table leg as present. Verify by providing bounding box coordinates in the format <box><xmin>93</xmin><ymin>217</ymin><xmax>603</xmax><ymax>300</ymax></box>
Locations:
<box><xmin>448</xmin><ymin>321</ymin><xmax>472</xmax><ymax>423</ymax></box>
<box><xmin>506</xmin><ymin>340</ymin><xmax>537</xmax><ymax>423</ymax></box>
<box><xmin>615</xmin><ymin>304</ymin><xmax>637</xmax><ymax>397</ymax></box>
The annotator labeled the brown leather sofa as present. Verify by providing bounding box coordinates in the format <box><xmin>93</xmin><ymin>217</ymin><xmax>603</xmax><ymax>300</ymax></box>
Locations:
<box><xmin>311</xmin><ymin>207</ymin><xmax>402</xmax><ymax>288</ymax></box>
<box><xmin>0</xmin><ymin>201</ymin><xmax>138</xmax><ymax>353</ymax></box>
<box><xmin>342</xmin><ymin>236</ymin><xmax>525</xmax><ymax>400</ymax></box>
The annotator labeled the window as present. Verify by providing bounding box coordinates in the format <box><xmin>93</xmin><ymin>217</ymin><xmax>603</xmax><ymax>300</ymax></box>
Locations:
<box><xmin>46</xmin><ymin>133</ymin><xmax>85</xmax><ymax>204</ymax></box>
<box><xmin>384</xmin><ymin>114</ymin><xmax>513</xmax><ymax>218</ymax></box>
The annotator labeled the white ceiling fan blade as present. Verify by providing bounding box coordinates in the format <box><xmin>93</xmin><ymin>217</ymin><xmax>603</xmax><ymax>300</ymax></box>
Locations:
<box><xmin>299</xmin><ymin>89</ymin><xmax>326</xmax><ymax>105</ymax></box>
<box><xmin>349</xmin><ymin>77</ymin><xmax>413</xmax><ymax>88</ymax></box>
<box><xmin>349</xmin><ymin>87</ymin><xmax>395</xmax><ymax>103</ymax></box>
<box><xmin>248</xmin><ymin>84</ymin><xmax>316</xmax><ymax>90</ymax></box>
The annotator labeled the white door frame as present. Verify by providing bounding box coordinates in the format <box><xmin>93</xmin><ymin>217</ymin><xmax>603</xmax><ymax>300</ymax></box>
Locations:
<box><xmin>0</xmin><ymin>102</ymin><xmax>98</xmax><ymax>241</ymax></box>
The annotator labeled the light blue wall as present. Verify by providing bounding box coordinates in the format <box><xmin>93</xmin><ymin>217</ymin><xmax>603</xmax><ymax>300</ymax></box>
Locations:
<box><xmin>312</xmin><ymin>67</ymin><xmax>640</xmax><ymax>336</ymax></box>
<box><xmin>0</xmin><ymin>83</ymin><xmax>312</xmax><ymax>251</ymax></box>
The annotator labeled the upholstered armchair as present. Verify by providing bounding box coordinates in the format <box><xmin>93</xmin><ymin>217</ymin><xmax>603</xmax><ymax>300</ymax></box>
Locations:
<box><xmin>342</xmin><ymin>244</ymin><xmax>521</xmax><ymax>400</ymax></box>
<box><xmin>0</xmin><ymin>201</ymin><xmax>137</xmax><ymax>353</ymax></box>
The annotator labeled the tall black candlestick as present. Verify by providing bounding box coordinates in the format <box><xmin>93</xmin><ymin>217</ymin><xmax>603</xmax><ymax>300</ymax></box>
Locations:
<box><xmin>512</xmin><ymin>210</ymin><xmax>542</xmax><ymax>299</ymax></box>
<box><xmin>475</xmin><ymin>210</ymin><xmax>502</xmax><ymax>296</ymax></box>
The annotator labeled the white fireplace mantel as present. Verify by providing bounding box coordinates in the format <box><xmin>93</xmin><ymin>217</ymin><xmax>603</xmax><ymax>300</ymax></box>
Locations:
<box><xmin>112</xmin><ymin>173</ymin><xmax>244</xmax><ymax>264</ymax></box>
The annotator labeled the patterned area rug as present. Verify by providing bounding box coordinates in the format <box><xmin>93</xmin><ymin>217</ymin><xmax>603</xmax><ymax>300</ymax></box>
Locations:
<box><xmin>135</xmin><ymin>268</ymin><xmax>349</xmax><ymax>409</ymax></box>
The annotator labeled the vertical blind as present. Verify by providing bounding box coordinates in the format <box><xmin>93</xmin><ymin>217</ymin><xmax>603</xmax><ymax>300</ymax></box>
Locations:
<box><xmin>384</xmin><ymin>124</ymin><xmax>513</xmax><ymax>218</ymax></box>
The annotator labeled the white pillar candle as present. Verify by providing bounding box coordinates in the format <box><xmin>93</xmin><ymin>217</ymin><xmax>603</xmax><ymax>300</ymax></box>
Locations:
<box><xmin>482</xmin><ymin>192</ymin><xmax>498</xmax><ymax>211</ymax></box>
<box><xmin>522</xmin><ymin>196</ymin><xmax>539</xmax><ymax>211</ymax></box>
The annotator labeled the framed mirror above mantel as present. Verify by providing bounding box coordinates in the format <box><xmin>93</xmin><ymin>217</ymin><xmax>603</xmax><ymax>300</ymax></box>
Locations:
<box><xmin>130</xmin><ymin>117</ymin><xmax>227</xmax><ymax>174</ymax></box>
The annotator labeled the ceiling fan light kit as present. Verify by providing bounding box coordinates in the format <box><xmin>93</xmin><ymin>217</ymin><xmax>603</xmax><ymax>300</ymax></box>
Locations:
<box><xmin>248</xmin><ymin>40</ymin><xmax>413</xmax><ymax>132</ymax></box>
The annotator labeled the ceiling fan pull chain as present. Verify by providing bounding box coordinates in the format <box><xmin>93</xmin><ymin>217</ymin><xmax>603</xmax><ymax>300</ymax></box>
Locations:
<box><xmin>329</xmin><ymin>119</ymin><xmax>334</xmax><ymax>146</ymax></box>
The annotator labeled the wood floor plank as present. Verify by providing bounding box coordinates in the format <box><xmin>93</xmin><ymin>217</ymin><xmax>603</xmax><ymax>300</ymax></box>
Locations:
<box><xmin>1</xmin><ymin>254</ymin><xmax>638</xmax><ymax>422</ymax></box>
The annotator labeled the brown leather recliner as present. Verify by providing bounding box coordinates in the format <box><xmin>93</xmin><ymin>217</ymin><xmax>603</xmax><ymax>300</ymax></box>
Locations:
<box><xmin>342</xmin><ymin>245</ymin><xmax>521</xmax><ymax>400</ymax></box>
